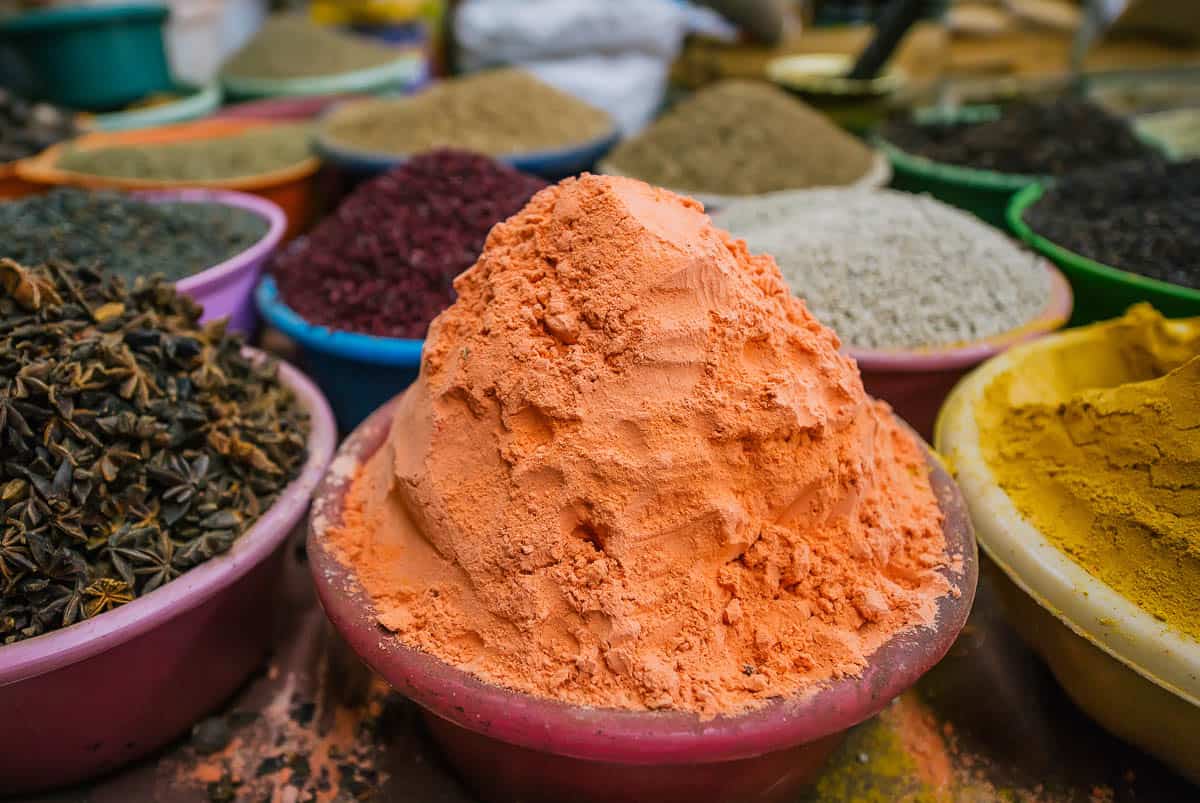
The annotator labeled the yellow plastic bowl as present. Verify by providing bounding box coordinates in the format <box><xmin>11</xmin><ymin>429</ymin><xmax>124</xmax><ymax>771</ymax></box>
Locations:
<box><xmin>934</xmin><ymin>330</ymin><xmax>1200</xmax><ymax>784</ymax></box>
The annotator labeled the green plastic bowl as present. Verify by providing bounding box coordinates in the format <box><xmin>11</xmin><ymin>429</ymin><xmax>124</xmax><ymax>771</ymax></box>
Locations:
<box><xmin>1007</xmin><ymin>183</ymin><xmax>1200</xmax><ymax>325</ymax></box>
<box><xmin>92</xmin><ymin>83</ymin><xmax>222</xmax><ymax>132</ymax></box>
<box><xmin>221</xmin><ymin>54</ymin><xmax>424</xmax><ymax>101</ymax></box>
<box><xmin>0</xmin><ymin>4</ymin><xmax>172</xmax><ymax>112</ymax></box>
<box><xmin>876</xmin><ymin>105</ymin><xmax>1042</xmax><ymax>228</ymax></box>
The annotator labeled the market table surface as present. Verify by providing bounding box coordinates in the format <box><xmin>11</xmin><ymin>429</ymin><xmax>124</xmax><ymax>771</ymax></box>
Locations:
<box><xmin>18</xmin><ymin>528</ymin><xmax>1197</xmax><ymax>803</ymax></box>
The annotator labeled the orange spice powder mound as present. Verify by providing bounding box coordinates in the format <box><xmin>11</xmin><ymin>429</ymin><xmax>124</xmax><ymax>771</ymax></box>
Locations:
<box><xmin>327</xmin><ymin>174</ymin><xmax>949</xmax><ymax>715</ymax></box>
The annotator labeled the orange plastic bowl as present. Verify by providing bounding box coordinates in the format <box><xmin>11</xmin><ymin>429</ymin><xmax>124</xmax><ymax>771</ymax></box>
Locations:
<box><xmin>0</xmin><ymin>161</ymin><xmax>41</xmax><ymax>200</ymax></box>
<box><xmin>15</xmin><ymin>119</ymin><xmax>320</xmax><ymax>239</ymax></box>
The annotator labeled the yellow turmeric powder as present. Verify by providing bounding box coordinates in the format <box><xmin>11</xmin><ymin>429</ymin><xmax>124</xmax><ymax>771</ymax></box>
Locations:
<box><xmin>976</xmin><ymin>304</ymin><xmax>1200</xmax><ymax>641</ymax></box>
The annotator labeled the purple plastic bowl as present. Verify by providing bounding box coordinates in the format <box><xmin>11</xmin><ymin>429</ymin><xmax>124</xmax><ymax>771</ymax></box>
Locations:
<box><xmin>137</xmin><ymin>188</ymin><xmax>287</xmax><ymax>335</ymax></box>
<box><xmin>0</xmin><ymin>354</ymin><xmax>337</xmax><ymax>796</ymax></box>
<box><xmin>308</xmin><ymin>398</ymin><xmax>978</xmax><ymax>803</ymax></box>
<box><xmin>851</xmin><ymin>261</ymin><xmax>1073</xmax><ymax>440</ymax></box>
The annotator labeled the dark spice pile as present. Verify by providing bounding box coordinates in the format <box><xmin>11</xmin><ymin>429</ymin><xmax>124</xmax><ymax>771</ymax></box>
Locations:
<box><xmin>56</xmin><ymin>124</ymin><xmax>312</xmax><ymax>183</ymax></box>
<box><xmin>0</xmin><ymin>189</ymin><xmax>269</xmax><ymax>283</ymax></box>
<box><xmin>881</xmin><ymin>98</ymin><xmax>1160</xmax><ymax>176</ymax></box>
<box><xmin>0</xmin><ymin>89</ymin><xmax>76</xmax><ymax>163</ymax></box>
<box><xmin>273</xmin><ymin>149</ymin><xmax>547</xmax><ymax>338</ymax></box>
<box><xmin>1026</xmin><ymin>158</ymin><xmax>1200</xmax><ymax>290</ymax></box>
<box><xmin>0</xmin><ymin>260</ymin><xmax>308</xmax><ymax>644</ymax></box>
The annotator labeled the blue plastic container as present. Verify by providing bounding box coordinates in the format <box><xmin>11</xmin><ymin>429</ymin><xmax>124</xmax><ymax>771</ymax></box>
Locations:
<box><xmin>0</xmin><ymin>4</ymin><xmax>172</xmax><ymax>111</ymax></box>
<box><xmin>255</xmin><ymin>277</ymin><xmax>423</xmax><ymax>430</ymax></box>
<box><xmin>315</xmin><ymin>123</ymin><xmax>621</xmax><ymax>182</ymax></box>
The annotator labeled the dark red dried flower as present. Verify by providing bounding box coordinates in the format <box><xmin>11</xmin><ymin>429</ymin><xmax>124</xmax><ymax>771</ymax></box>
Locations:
<box><xmin>273</xmin><ymin>149</ymin><xmax>547</xmax><ymax>338</ymax></box>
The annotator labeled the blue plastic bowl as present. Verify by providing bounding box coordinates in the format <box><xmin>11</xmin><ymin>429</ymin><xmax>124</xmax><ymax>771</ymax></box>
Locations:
<box><xmin>255</xmin><ymin>277</ymin><xmax>423</xmax><ymax>431</ymax></box>
<box><xmin>0</xmin><ymin>4</ymin><xmax>172</xmax><ymax>111</ymax></box>
<box><xmin>315</xmin><ymin>124</ymin><xmax>621</xmax><ymax>182</ymax></box>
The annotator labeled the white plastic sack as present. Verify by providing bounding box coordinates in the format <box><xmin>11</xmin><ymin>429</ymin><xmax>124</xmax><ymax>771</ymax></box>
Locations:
<box><xmin>525</xmin><ymin>54</ymin><xmax>671</xmax><ymax>136</ymax></box>
<box><xmin>455</xmin><ymin>0</ymin><xmax>689</xmax><ymax>70</ymax></box>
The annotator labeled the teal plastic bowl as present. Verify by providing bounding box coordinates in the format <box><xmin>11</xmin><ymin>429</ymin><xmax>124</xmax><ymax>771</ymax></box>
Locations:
<box><xmin>875</xmin><ymin>106</ymin><xmax>1041</xmax><ymax>229</ymax></box>
<box><xmin>0</xmin><ymin>4</ymin><xmax>172</xmax><ymax>112</ymax></box>
<box><xmin>1007</xmin><ymin>183</ymin><xmax>1200</xmax><ymax>325</ymax></box>
<box><xmin>222</xmin><ymin>56</ymin><xmax>423</xmax><ymax>101</ymax></box>
<box><xmin>92</xmin><ymin>83</ymin><xmax>222</xmax><ymax>131</ymax></box>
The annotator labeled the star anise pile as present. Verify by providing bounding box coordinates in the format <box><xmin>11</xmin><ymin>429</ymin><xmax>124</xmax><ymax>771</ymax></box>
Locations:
<box><xmin>0</xmin><ymin>259</ymin><xmax>308</xmax><ymax>644</ymax></box>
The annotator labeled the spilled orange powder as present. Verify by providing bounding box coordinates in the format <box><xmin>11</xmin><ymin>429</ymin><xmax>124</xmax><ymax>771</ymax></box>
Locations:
<box><xmin>328</xmin><ymin>174</ymin><xmax>949</xmax><ymax>715</ymax></box>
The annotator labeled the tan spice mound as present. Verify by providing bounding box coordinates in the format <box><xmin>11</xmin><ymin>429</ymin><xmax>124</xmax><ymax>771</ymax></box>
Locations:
<box><xmin>606</xmin><ymin>80</ymin><xmax>876</xmax><ymax>196</ymax></box>
<box><xmin>320</xmin><ymin>68</ymin><xmax>614</xmax><ymax>157</ymax></box>
<box><xmin>328</xmin><ymin>174</ymin><xmax>948</xmax><ymax>716</ymax></box>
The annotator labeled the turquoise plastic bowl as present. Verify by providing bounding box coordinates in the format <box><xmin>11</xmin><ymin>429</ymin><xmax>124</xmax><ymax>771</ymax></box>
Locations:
<box><xmin>92</xmin><ymin>83</ymin><xmax>222</xmax><ymax>131</ymax></box>
<box><xmin>0</xmin><ymin>4</ymin><xmax>171</xmax><ymax>111</ymax></box>
<box><xmin>255</xmin><ymin>276</ymin><xmax>423</xmax><ymax>430</ymax></box>
<box><xmin>222</xmin><ymin>56</ymin><xmax>424</xmax><ymax>101</ymax></box>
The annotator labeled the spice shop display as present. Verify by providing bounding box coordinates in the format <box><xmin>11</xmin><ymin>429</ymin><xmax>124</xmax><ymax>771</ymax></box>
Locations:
<box><xmin>0</xmin><ymin>188</ymin><xmax>269</xmax><ymax>284</ymax></box>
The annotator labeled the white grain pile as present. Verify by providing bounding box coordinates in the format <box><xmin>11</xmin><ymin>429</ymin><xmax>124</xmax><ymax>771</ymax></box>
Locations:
<box><xmin>713</xmin><ymin>188</ymin><xmax>1051</xmax><ymax>350</ymax></box>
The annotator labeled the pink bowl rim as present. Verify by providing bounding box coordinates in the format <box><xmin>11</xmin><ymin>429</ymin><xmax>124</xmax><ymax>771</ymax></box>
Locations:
<box><xmin>130</xmin><ymin>188</ymin><xmax>287</xmax><ymax>295</ymax></box>
<box><xmin>308</xmin><ymin>398</ymin><xmax>978</xmax><ymax>766</ymax></box>
<box><xmin>849</xmin><ymin>259</ymin><xmax>1073</xmax><ymax>372</ymax></box>
<box><xmin>0</xmin><ymin>350</ymin><xmax>337</xmax><ymax>686</ymax></box>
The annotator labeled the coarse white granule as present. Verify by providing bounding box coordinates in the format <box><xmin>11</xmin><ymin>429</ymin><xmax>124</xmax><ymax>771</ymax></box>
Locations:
<box><xmin>713</xmin><ymin>188</ymin><xmax>1051</xmax><ymax>350</ymax></box>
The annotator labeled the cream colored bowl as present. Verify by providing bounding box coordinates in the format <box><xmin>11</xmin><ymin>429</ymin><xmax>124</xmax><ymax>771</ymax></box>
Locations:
<box><xmin>935</xmin><ymin>330</ymin><xmax>1200</xmax><ymax>784</ymax></box>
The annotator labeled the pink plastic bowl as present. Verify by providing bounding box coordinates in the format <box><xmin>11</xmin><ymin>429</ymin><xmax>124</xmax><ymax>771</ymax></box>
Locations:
<box><xmin>851</xmin><ymin>260</ymin><xmax>1073</xmax><ymax>440</ymax></box>
<box><xmin>309</xmin><ymin>398</ymin><xmax>978</xmax><ymax>803</ymax></box>
<box><xmin>138</xmin><ymin>188</ymin><xmax>287</xmax><ymax>335</ymax></box>
<box><xmin>0</xmin><ymin>354</ymin><xmax>337</xmax><ymax>796</ymax></box>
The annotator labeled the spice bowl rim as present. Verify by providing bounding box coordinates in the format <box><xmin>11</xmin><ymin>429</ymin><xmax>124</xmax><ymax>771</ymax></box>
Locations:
<box><xmin>765</xmin><ymin>53</ymin><xmax>907</xmax><ymax>97</ymax></box>
<box><xmin>597</xmin><ymin>150</ymin><xmax>893</xmax><ymax>213</ymax></box>
<box><xmin>254</xmin><ymin>276</ymin><xmax>425</xmax><ymax>365</ymax></box>
<box><xmin>933</xmin><ymin>330</ymin><xmax>1200</xmax><ymax>708</ymax></box>
<box><xmin>308</xmin><ymin>396</ymin><xmax>978</xmax><ymax>767</ymax></box>
<box><xmin>0</xmin><ymin>351</ymin><xmax>338</xmax><ymax>685</ymax></box>
<box><xmin>1007</xmin><ymin>182</ymin><xmax>1200</xmax><ymax>305</ymax></box>
<box><xmin>128</xmin><ymin>187</ymin><xmax>287</xmax><ymax>294</ymax></box>
<box><xmin>847</xmin><ymin>258</ymin><xmax>1073</xmax><ymax>371</ymax></box>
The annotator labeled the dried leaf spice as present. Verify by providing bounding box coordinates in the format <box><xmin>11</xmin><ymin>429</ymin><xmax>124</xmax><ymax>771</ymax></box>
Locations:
<box><xmin>0</xmin><ymin>259</ymin><xmax>308</xmax><ymax>644</ymax></box>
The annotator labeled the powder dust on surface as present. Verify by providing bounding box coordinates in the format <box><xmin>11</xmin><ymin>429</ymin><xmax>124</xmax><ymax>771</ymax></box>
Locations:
<box><xmin>326</xmin><ymin>173</ymin><xmax>951</xmax><ymax>716</ymax></box>
<box><xmin>976</xmin><ymin>305</ymin><xmax>1200</xmax><ymax>640</ymax></box>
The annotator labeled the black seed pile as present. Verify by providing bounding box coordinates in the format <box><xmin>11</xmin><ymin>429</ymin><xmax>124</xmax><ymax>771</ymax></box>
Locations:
<box><xmin>1025</xmin><ymin>158</ymin><xmax>1200</xmax><ymax>290</ymax></box>
<box><xmin>882</xmin><ymin>98</ymin><xmax>1161</xmax><ymax>176</ymax></box>
<box><xmin>0</xmin><ymin>89</ymin><xmax>77</xmax><ymax>163</ymax></box>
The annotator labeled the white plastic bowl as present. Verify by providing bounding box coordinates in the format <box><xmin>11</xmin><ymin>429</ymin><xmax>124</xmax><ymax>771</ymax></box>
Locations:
<box><xmin>935</xmin><ymin>330</ymin><xmax>1200</xmax><ymax>783</ymax></box>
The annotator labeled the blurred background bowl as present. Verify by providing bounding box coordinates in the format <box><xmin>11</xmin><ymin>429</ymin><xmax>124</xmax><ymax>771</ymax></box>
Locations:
<box><xmin>222</xmin><ymin>55</ymin><xmax>424</xmax><ymax>101</ymax></box>
<box><xmin>255</xmin><ymin>276</ymin><xmax>423</xmax><ymax>431</ymax></box>
<box><xmin>0</xmin><ymin>4</ymin><xmax>172</xmax><ymax>111</ymax></box>
<box><xmin>136</xmin><ymin>187</ymin><xmax>286</xmax><ymax>334</ymax></box>
<box><xmin>935</xmin><ymin>332</ymin><xmax>1200</xmax><ymax>785</ymax></box>
<box><xmin>0</xmin><ymin>354</ymin><xmax>336</xmax><ymax>796</ymax></box>
<box><xmin>306</xmin><ymin>397</ymin><xmax>978</xmax><ymax>803</ymax></box>
<box><xmin>851</xmin><ymin>259</ymin><xmax>1072</xmax><ymax>440</ymax></box>
<box><xmin>766</xmin><ymin>53</ymin><xmax>906</xmax><ymax>134</ymax></box>
<box><xmin>15</xmin><ymin>118</ymin><xmax>320</xmax><ymax>239</ymax></box>
<box><xmin>90</xmin><ymin>82</ymin><xmax>223</xmax><ymax>132</ymax></box>
<box><xmin>1007</xmin><ymin>184</ymin><xmax>1200</xmax><ymax>325</ymax></box>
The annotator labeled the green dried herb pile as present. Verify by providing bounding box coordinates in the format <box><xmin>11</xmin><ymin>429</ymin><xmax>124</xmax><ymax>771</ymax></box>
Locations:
<box><xmin>0</xmin><ymin>259</ymin><xmax>308</xmax><ymax>644</ymax></box>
